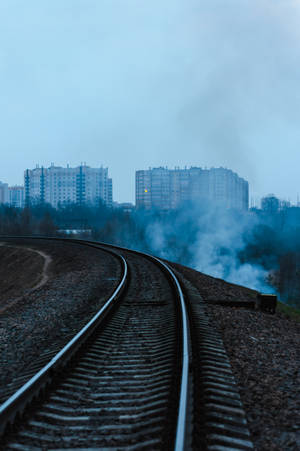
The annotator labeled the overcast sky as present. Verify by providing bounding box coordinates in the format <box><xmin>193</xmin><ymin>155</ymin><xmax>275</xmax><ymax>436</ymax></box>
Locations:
<box><xmin>1</xmin><ymin>0</ymin><xmax>300</xmax><ymax>203</ymax></box>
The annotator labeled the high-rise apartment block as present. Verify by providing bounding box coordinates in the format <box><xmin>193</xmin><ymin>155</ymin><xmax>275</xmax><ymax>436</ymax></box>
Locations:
<box><xmin>25</xmin><ymin>164</ymin><xmax>113</xmax><ymax>208</ymax></box>
<box><xmin>0</xmin><ymin>181</ymin><xmax>9</xmax><ymax>205</ymax></box>
<box><xmin>9</xmin><ymin>186</ymin><xmax>25</xmax><ymax>208</ymax></box>
<box><xmin>136</xmin><ymin>167</ymin><xmax>249</xmax><ymax>210</ymax></box>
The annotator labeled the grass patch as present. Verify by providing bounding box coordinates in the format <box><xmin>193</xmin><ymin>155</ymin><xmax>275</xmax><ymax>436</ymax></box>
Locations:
<box><xmin>277</xmin><ymin>301</ymin><xmax>300</xmax><ymax>322</ymax></box>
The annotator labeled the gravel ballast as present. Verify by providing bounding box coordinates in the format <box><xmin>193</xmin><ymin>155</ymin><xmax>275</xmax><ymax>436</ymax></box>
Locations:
<box><xmin>209</xmin><ymin>305</ymin><xmax>300</xmax><ymax>451</ymax></box>
<box><xmin>0</xmin><ymin>242</ymin><xmax>299</xmax><ymax>450</ymax></box>
<box><xmin>0</xmin><ymin>240</ymin><xmax>121</xmax><ymax>402</ymax></box>
<box><xmin>170</xmin><ymin>261</ymin><xmax>300</xmax><ymax>451</ymax></box>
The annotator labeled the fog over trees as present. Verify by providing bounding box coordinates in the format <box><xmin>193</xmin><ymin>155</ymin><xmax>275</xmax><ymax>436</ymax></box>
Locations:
<box><xmin>0</xmin><ymin>200</ymin><xmax>299</xmax><ymax>308</ymax></box>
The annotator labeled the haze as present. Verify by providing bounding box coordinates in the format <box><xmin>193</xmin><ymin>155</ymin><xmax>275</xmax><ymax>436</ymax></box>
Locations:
<box><xmin>1</xmin><ymin>0</ymin><xmax>300</xmax><ymax>203</ymax></box>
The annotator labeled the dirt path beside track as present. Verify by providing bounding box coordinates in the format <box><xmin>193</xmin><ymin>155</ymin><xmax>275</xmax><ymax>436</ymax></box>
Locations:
<box><xmin>0</xmin><ymin>244</ymin><xmax>52</xmax><ymax>314</ymax></box>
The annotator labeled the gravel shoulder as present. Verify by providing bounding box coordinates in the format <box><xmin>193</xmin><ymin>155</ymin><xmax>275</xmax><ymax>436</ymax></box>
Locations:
<box><xmin>0</xmin><ymin>244</ymin><xmax>53</xmax><ymax>314</ymax></box>
<box><xmin>0</xmin><ymin>244</ymin><xmax>46</xmax><ymax>307</ymax></box>
<box><xmin>169</xmin><ymin>261</ymin><xmax>300</xmax><ymax>451</ymax></box>
<box><xmin>0</xmin><ymin>240</ymin><xmax>121</xmax><ymax>402</ymax></box>
<box><xmin>0</xmin><ymin>243</ymin><xmax>298</xmax><ymax>450</ymax></box>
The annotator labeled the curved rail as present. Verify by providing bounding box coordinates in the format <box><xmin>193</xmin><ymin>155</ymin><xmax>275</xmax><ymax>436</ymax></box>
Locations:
<box><xmin>152</xmin><ymin>255</ymin><xmax>190</xmax><ymax>451</ymax></box>
<box><xmin>81</xmin><ymin>239</ymin><xmax>191</xmax><ymax>451</ymax></box>
<box><xmin>0</xmin><ymin>236</ymin><xmax>190</xmax><ymax>450</ymax></box>
<box><xmin>0</xmin><ymin>239</ymin><xmax>128</xmax><ymax>435</ymax></box>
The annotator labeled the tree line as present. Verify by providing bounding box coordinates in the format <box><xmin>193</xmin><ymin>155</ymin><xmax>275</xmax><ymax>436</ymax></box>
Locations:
<box><xmin>0</xmin><ymin>201</ymin><xmax>299</xmax><ymax>307</ymax></box>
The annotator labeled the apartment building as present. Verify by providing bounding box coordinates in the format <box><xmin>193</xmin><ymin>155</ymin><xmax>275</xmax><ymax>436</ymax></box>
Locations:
<box><xmin>136</xmin><ymin>167</ymin><xmax>249</xmax><ymax>210</ymax></box>
<box><xmin>0</xmin><ymin>181</ymin><xmax>9</xmax><ymax>205</ymax></box>
<box><xmin>25</xmin><ymin>164</ymin><xmax>113</xmax><ymax>208</ymax></box>
<box><xmin>9</xmin><ymin>186</ymin><xmax>25</xmax><ymax>208</ymax></box>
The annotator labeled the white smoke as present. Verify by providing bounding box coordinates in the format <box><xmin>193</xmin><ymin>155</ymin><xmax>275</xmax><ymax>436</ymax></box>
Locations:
<box><xmin>191</xmin><ymin>207</ymin><xmax>271</xmax><ymax>291</ymax></box>
<box><xmin>144</xmin><ymin>205</ymin><xmax>273</xmax><ymax>292</ymax></box>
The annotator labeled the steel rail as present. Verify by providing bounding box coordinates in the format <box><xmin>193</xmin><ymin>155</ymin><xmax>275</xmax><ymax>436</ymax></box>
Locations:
<box><xmin>151</xmin><ymin>255</ymin><xmax>190</xmax><ymax>451</ymax></box>
<box><xmin>0</xmin><ymin>238</ymin><xmax>128</xmax><ymax>435</ymax></box>
<box><xmin>80</xmin><ymin>239</ymin><xmax>190</xmax><ymax>451</ymax></box>
<box><xmin>0</xmin><ymin>236</ymin><xmax>190</xmax><ymax>450</ymax></box>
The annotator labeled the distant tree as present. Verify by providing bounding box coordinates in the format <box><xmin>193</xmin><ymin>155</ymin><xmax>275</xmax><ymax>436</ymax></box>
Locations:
<box><xmin>261</xmin><ymin>194</ymin><xmax>280</xmax><ymax>215</ymax></box>
<box><xmin>20</xmin><ymin>207</ymin><xmax>34</xmax><ymax>235</ymax></box>
<box><xmin>38</xmin><ymin>212</ymin><xmax>57</xmax><ymax>236</ymax></box>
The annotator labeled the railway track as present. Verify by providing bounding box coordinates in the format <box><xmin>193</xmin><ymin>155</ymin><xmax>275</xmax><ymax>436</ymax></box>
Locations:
<box><xmin>0</xmin><ymin>237</ymin><xmax>254</xmax><ymax>450</ymax></box>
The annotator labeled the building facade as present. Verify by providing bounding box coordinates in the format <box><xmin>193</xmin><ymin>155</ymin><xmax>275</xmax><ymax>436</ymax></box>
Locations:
<box><xmin>25</xmin><ymin>164</ymin><xmax>113</xmax><ymax>208</ymax></box>
<box><xmin>136</xmin><ymin>167</ymin><xmax>249</xmax><ymax>210</ymax></box>
<box><xmin>0</xmin><ymin>181</ymin><xmax>9</xmax><ymax>205</ymax></box>
<box><xmin>9</xmin><ymin>186</ymin><xmax>25</xmax><ymax>208</ymax></box>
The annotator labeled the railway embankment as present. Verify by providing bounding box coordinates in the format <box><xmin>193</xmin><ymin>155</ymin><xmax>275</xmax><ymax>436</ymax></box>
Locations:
<box><xmin>0</xmin><ymin>241</ymin><xmax>298</xmax><ymax>449</ymax></box>
<box><xmin>170</xmin><ymin>261</ymin><xmax>300</xmax><ymax>451</ymax></box>
<box><xmin>0</xmin><ymin>240</ymin><xmax>121</xmax><ymax>403</ymax></box>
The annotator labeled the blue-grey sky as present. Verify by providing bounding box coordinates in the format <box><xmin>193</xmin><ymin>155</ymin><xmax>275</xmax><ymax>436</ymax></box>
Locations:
<box><xmin>1</xmin><ymin>0</ymin><xmax>300</xmax><ymax>203</ymax></box>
